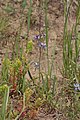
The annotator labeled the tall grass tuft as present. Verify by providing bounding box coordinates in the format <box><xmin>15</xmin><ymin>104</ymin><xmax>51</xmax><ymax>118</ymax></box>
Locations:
<box><xmin>63</xmin><ymin>0</ymin><xmax>80</xmax><ymax>80</ymax></box>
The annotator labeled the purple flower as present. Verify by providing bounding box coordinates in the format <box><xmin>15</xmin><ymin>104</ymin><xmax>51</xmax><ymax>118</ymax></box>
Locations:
<box><xmin>34</xmin><ymin>35</ymin><xmax>40</xmax><ymax>40</ymax></box>
<box><xmin>34</xmin><ymin>34</ymin><xmax>46</xmax><ymax>41</ymax></box>
<box><xmin>38</xmin><ymin>42</ymin><xmax>46</xmax><ymax>49</ymax></box>
<box><xmin>34</xmin><ymin>62</ymin><xmax>39</xmax><ymax>69</ymax></box>
<box><xmin>74</xmin><ymin>83</ymin><xmax>79</xmax><ymax>88</ymax></box>
<box><xmin>74</xmin><ymin>87</ymin><xmax>78</xmax><ymax>91</ymax></box>
<box><xmin>74</xmin><ymin>83</ymin><xmax>80</xmax><ymax>91</ymax></box>
<box><xmin>30</xmin><ymin>61</ymin><xmax>39</xmax><ymax>69</ymax></box>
